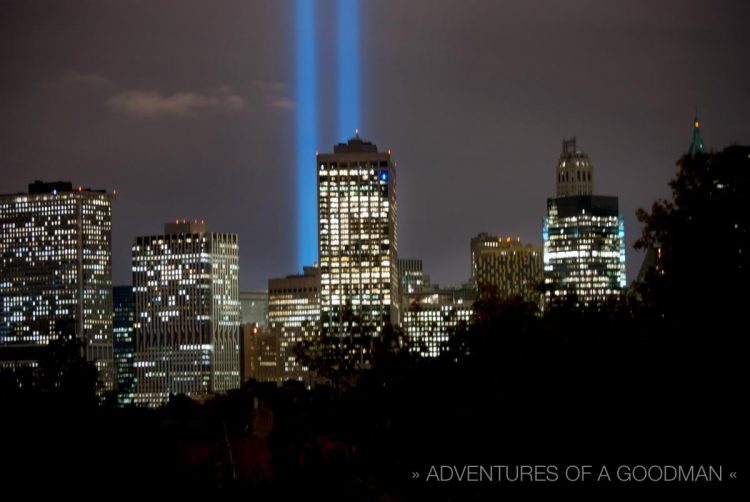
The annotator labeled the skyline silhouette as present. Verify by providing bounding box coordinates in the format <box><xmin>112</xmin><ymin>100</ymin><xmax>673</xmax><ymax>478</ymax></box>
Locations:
<box><xmin>1</xmin><ymin>1</ymin><xmax>749</xmax><ymax>291</ymax></box>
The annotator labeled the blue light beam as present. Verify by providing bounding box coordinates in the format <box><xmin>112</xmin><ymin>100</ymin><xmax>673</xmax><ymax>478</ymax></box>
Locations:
<box><xmin>296</xmin><ymin>0</ymin><xmax>317</xmax><ymax>270</ymax></box>
<box><xmin>337</xmin><ymin>0</ymin><xmax>360</xmax><ymax>141</ymax></box>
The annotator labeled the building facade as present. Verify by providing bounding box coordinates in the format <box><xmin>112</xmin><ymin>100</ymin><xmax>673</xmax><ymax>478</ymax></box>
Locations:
<box><xmin>0</xmin><ymin>180</ymin><xmax>114</xmax><ymax>389</ymax></box>
<box><xmin>241</xmin><ymin>325</ymin><xmax>282</xmax><ymax>384</ymax></box>
<box><xmin>268</xmin><ymin>266</ymin><xmax>320</xmax><ymax>385</ymax></box>
<box><xmin>317</xmin><ymin>135</ymin><xmax>398</xmax><ymax>365</ymax></box>
<box><xmin>132</xmin><ymin>221</ymin><xmax>240</xmax><ymax>407</ymax></box>
<box><xmin>544</xmin><ymin>140</ymin><xmax>626</xmax><ymax>307</ymax></box>
<box><xmin>470</xmin><ymin>233</ymin><xmax>543</xmax><ymax>304</ymax></box>
<box><xmin>240</xmin><ymin>322</ymin><xmax>280</xmax><ymax>384</ymax></box>
<box><xmin>402</xmin><ymin>288</ymin><xmax>473</xmax><ymax>358</ymax></box>
<box><xmin>113</xmin><ymin>285</ymin><xmax>135</xmax><ymax>406</ymax></box>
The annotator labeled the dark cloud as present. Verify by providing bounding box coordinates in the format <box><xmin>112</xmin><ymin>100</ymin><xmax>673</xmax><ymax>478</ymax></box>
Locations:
<box><xmin>107</xmin><ymin>88</ymin><xmax>246</xmax><ymax>118</ymax></box>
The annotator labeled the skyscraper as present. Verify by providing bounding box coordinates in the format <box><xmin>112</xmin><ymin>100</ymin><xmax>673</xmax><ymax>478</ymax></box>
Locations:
<box><xmin>544</xmin><ymin>140</ymin><xmax>626</xmax><ymax>307</ymax></box>
<box><xmin>556</xmin><ymin>137</ymin><xmax>594</xmax><ymax>197</ymax></box>
<box><xmin>0</xmin><ymin>181</ymin><xmax>114</xmax><ymax>389</ymax></box>
<box><xmin>470</xmin><ymin>233</ymin><xmax>543</xmax><ymax>304</ymax></box>
<box><xmin>268</xmin><ymin>266</ymin><xmax>320</xmax><ymax>386</ymax></box>
<box><xmin>113</xmin><ymin>285</ymin><xmax>135</xmax><ymax>406</ymax></box>
<box><xmin>317</xmin><ymin>134</ymin><xmax>398</xmax><ymax>365</ymax></box>
<box><xmin>132</xmin><ymin>221</ymin><xmax>240</xmax><ymax>407</ymax></box>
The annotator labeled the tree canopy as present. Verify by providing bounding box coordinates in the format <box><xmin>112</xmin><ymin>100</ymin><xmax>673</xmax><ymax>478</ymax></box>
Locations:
<box><xmin>635</xmin><ymin>146</ymin><xmax>749</xmax><ymax>337</ymax></box>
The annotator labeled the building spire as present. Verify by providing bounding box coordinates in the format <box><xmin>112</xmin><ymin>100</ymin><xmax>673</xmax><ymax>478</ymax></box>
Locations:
<box><xmin>688</xmin><ymin>110</ymin><xmax>705</xmax><ymax>157</ymax></box>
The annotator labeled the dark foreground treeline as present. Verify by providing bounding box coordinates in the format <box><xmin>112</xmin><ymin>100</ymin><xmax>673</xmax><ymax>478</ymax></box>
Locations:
<box><xmin>1</xmin><ymin>148</ymin><xmax>748</xmax><ymax>499</ymax></box>
<box><xmin>0</xmin><ymin>311</ymin><xmax>745</xmax><ymax>499</ymax></box>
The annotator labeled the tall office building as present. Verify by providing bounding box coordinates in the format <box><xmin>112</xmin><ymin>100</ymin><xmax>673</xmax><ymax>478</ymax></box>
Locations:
<box><xmin>0</xmin><ymin>181</ymin><xmax>114</xmax><ymax>389</ymax></box>
<box><xmin>470</xmin><ymin>233</ymin><xmax>543</xmax><ymax>304</ymax></box>
<box><xmin>132</xmin><ymin>221</ymin><xmax>240</xmax><ymax>407</ymax></box>
<box><xmin>113</xmin><ymin>285</ymin><xmax>135</xmax><ymax>406</ymax></box>
<box><xmin>317</xmin><ymin>134</ymin><xmax>398</xmax><ymax>365</ymax></box>
<box><xmin>544</xmin><ymin>140</ymin><xmax>626</xmax><ymax>307</ymax></box>
<box><xmin>268</xmin><ymin>266</ymin><xmax>320</xmax><ymax>385</ymax></box>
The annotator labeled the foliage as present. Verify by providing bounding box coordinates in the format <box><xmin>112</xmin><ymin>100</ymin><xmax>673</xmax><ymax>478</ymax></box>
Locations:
<box><xmin>0</xmin><ymin>333</ymin><xmax>99</xmax><ymax>407</ymax></box>
<box><xmin>635</xmin><ymin>147</ymin><xmax>749</xmax><ymax>336</ymax></box>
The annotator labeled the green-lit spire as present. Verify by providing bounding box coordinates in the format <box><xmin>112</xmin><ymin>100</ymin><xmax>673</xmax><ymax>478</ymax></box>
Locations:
<box><xmin>688</xmin><ymin>111</ymin><xmax>705</xmax><ymax>157</ymax></box>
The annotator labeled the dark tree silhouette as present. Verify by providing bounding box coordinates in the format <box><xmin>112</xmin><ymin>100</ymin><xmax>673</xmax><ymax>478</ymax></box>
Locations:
<box><xmin>635</xmin><ymin>146</ymin><xmax>749</xmax><ymax>340</ymax></box>
<box><xmin>0</xmin><ymin>334</ymin><xmax>99</xmax><ymax>408</ymax></box>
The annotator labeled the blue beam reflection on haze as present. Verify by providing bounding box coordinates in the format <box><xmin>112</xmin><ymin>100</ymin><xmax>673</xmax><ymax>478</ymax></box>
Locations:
<box><xmin>337</xmin><ymin>0</ymin><xmax>360</xmax><ymax>141</ymax></box>
<box><xmin>296</xmin><ymin>0</ymin><xmax>317</xmax><ymax>269</ymax></box>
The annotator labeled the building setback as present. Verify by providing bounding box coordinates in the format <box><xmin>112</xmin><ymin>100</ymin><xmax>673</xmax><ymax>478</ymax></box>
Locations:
<box><xmin>0</xmin><ymin>180</ymin><xmax>114</xmax><ymax>389</ymax></box>
<box><xmin>132</xmin><ymin>221</ymin><xmax>240</xmax><ymax>407</ymax></box>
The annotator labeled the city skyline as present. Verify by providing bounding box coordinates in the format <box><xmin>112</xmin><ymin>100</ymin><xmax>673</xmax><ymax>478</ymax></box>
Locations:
<box><xmin>1</xmin><ymin>3</ymin><xmax>747</xmax><ymax>496</ymax></box>
<box><xmin>2</xmin><ymin>1</ymin><xmax>749</xmax><ymax>291</ymax></box>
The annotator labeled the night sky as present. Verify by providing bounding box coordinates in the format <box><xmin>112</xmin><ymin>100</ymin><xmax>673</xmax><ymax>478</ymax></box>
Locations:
<box><xmin>2</xmin><ymin>0</ymin><xmax>749</xmax><ymax>289</ymax></box>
